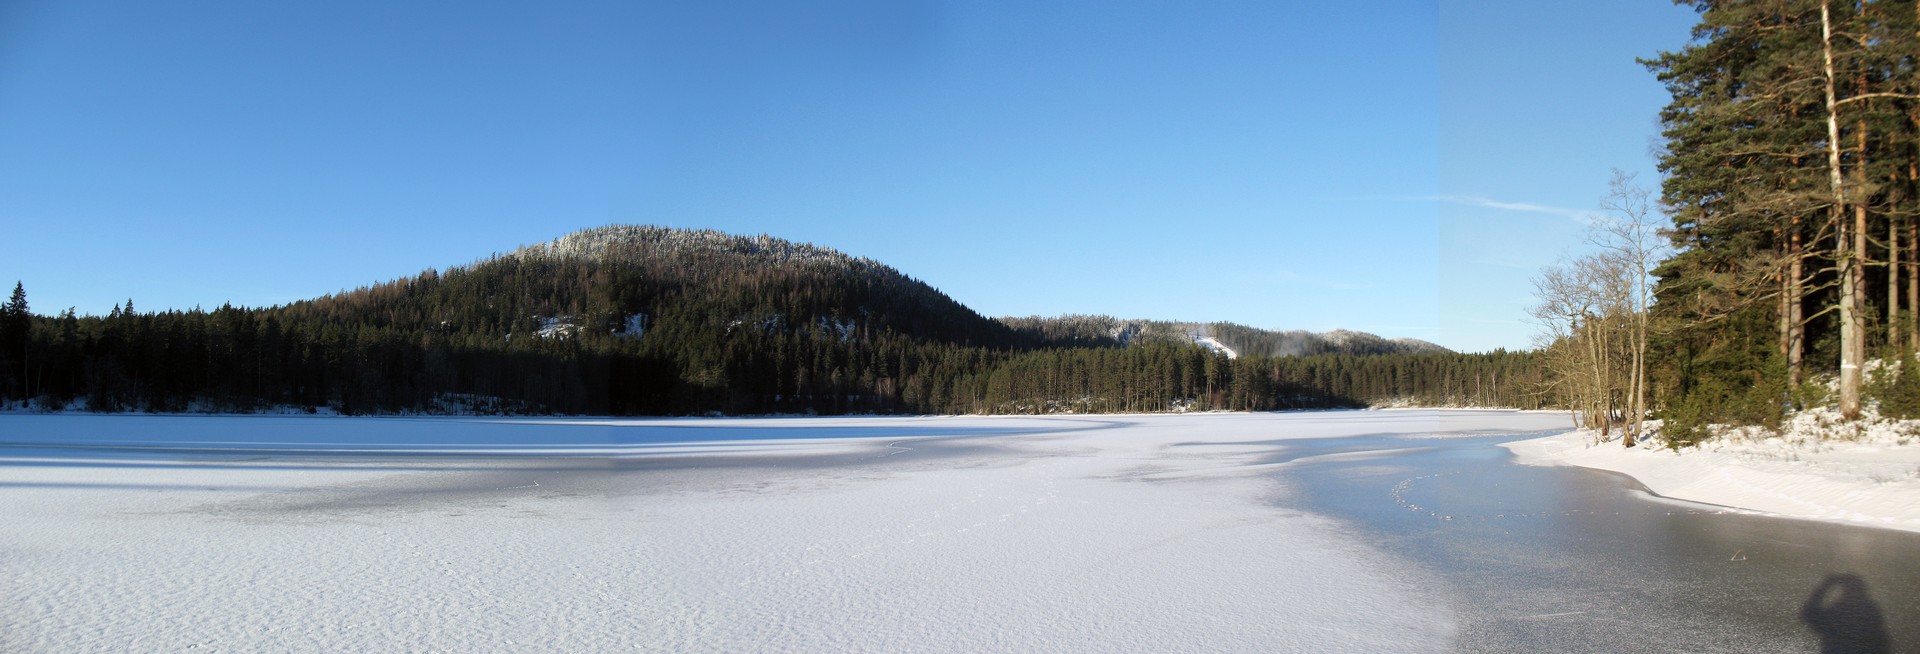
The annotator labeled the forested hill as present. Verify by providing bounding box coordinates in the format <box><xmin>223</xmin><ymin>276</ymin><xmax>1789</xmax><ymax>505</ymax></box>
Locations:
<box><xmin>0</xmin><ymin>225</ymin><xmax>1543</xmax><ymax>415</ymax></box>
<box><xmin>281</xmin><ymin>225</ymin><xmax>1023</xmax><ymax>351</ymax></box>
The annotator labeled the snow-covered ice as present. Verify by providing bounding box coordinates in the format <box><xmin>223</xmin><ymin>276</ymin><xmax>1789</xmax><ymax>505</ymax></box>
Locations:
<box><xmin>1503</xmin><ymin>412</ymin><xmax>1920</xmax><ymax>534</ymax></box>
<box><xmin>0</xmin><ymin>410</ymin><xmax>1564</xmax><ymax>652</ymax></box>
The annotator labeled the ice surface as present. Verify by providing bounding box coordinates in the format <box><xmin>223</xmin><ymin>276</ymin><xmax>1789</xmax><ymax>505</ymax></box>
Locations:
<box><xmin>0</xmin><ymin>410</ymin><xmax>1566</xmax><ymax>652</ymax></box>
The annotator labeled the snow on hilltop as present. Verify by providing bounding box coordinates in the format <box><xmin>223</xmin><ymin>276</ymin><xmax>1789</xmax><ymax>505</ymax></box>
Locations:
<box><xmin>511</xmin><ymin>225</ymin><xmax>895</xmax><ymax>278</ymax></box>
<box><xmin>1324</xmin><ymin>329</ymin><xmax>1449</xmax><ymax>355</ymax></box>
<box><xmin>1390</xmin><ymin>337</ymin><xmax>1450</xmax><ymax>353</ymax></box>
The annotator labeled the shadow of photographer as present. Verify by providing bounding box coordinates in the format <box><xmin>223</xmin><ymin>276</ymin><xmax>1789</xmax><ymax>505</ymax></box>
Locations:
<box><xmin>1801</xmin><ymin>573</ymin><xmax>1890</xmax><ymax>654</ymax></box>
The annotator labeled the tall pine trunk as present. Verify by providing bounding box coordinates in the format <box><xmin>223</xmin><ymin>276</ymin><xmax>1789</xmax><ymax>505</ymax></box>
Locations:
<box><xmin>1784</xmin><ymin>216</ymin><xmax>1807</xmax><ymax>388</ymax></box>
<box><xmin>1823</xmin><ymin>1</ymin><xmax>1864</xmax><ymax>420</ymax></box>
<box><xmin>1892</xmin><ymin>208</ymin><xmax>1903</xmax><ymax>352</ymax></box>
<box><xmin>1781</xmin><ymin>216</ymin><xmax>1797</xmax><ymax>385</ymax></box>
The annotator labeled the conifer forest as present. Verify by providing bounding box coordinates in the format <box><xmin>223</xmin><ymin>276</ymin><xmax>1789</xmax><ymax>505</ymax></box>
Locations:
<box><xmin>0</xmin><ymin>228</ymin><xmax>1541</xmax><ymax>416</ymax></box>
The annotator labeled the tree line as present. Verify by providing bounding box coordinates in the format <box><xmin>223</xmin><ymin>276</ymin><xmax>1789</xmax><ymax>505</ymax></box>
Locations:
<box><xmin>0</xmin><ymin>278</ymin><xmax>1543</xmax><ymax>417</ymax></box>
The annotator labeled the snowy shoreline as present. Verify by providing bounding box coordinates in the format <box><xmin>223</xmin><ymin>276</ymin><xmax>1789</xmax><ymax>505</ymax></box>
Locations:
<box><xmin>1501</xmin><ymin>428</ymin><xmax>1920</xmax><ymax>534</ymax></box>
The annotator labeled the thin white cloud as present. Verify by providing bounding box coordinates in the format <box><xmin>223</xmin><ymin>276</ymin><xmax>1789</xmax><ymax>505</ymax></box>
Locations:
<box><xmin>1431</xmin><ymin>195</ymin><xmax>1598</xmax><ymax>224</ymax></box>
<box><xmin>1268</xmin><ymin>270</ymin><xmax>1384</xmax><ymax>291</ymax></box>
<box><xmin>1470</xmin><ymin>258</ymin><xmax>1534</xmax><ymax>270</ymax></box>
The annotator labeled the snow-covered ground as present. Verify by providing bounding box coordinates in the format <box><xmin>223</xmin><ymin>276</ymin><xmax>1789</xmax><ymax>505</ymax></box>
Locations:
<box><xmin>1503</xmin><ymin>411</ymin><xmax>1920</xmax><ymax>534</ymax></box>
<box><xmin>1</xmin><ymin>411</ymin><xmax>1565</xmax><ymax>652</ymax></box>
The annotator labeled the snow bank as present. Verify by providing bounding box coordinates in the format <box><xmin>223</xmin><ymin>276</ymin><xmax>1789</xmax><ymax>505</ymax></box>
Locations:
<box><xmin>0</xmin><ymin>411</ymin><xmax>1562</xmax><ymax>652</ymax></box>
<box><xmin>1502</xmin><ymin>417</ymin><xmax>1920</xmax><ymax>534</ymax></box>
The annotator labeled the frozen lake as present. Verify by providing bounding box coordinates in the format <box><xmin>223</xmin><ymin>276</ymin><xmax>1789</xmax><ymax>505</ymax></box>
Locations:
<box><xmin>2</xmin><ymin>410</ymin><xmax>1911</xmax><ymax>652</ymax></box>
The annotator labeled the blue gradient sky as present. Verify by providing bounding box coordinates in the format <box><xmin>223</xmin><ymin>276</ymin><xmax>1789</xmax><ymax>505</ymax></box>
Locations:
<box><xmin>0</xmin><ymin>1</ymin><xmax>1698</xmax><ymax>352</ymax></box>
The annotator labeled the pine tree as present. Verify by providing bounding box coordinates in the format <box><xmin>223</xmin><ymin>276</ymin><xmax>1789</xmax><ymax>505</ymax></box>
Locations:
<box><xmin>1640</xmin><ymin>0</ymin><xmax>1920</xmax><ymax>427</ymax></box>
<box><xmin>2</xmin><ymin>282</ymin><xmax>29</xmax><ymax>399</ymax></box>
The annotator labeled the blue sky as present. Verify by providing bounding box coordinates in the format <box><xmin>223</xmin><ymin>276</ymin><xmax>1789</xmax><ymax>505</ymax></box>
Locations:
<box><xmin>0</xmin><ymin>1</ymin><xmax>1698</xmax><ymax>352</ymax></box>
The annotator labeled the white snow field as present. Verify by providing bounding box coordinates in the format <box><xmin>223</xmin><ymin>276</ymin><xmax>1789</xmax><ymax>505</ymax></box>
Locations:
<box><xmin>1503</xmin><ymin>413</ymin><xmax>1920</xmax><ymax>534</ymax></box>
<box><xmin>1</xmin><ymin>410</ymin><xmax>1565</xmax><ymax>652</ymax></box>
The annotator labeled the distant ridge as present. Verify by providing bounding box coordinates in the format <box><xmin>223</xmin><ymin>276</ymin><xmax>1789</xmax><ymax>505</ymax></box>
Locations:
<box><xmin>995</xmin><ymin>315</ymin><xmax>1449</xmax><ymax>358</ymax></box>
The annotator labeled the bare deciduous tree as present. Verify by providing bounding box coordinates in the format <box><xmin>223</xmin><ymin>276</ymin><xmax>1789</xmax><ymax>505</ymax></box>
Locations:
<box><xmin>1532</xmin><ymin>173</ymin><xmax>1667</xmax><ymax>446</ymax></box>
<box><xmin>1595</xmin><ymin>171</ymin><xmax>1666</xmax><ymax>447</ymax></box>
